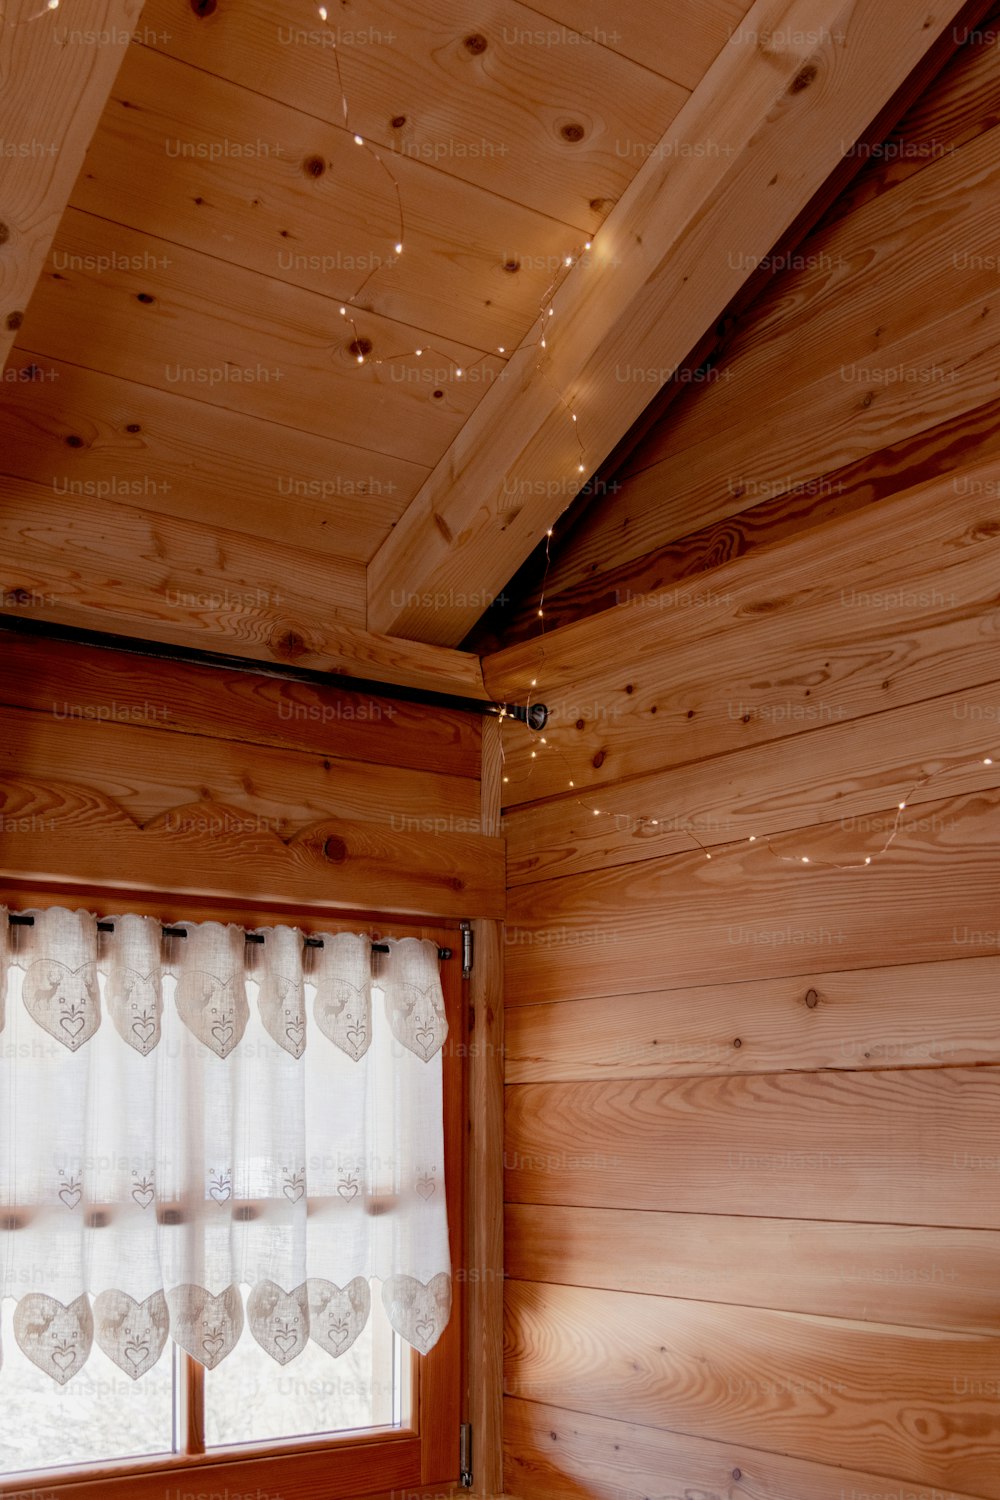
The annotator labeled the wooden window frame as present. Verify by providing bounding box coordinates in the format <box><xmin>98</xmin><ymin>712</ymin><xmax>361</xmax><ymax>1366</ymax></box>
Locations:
<box><xmin>0</xmin><ymin>896</ymin><xmax>465</xmax><ymax>1500</ymax></box>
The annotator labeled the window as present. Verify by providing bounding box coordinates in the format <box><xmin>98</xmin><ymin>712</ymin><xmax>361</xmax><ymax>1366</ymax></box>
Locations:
<box><xmin>0</xmin><ymin>905</ymin><xmax>463</xmax><ymax>1500</ymax></box>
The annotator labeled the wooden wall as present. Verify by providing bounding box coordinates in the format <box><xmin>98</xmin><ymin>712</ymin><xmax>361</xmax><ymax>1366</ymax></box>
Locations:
<box><xmin>488</xmin><ymin>22</ymin><xmax>1000</xmax><ymax>1500</ymax></box>
<box><xmin>0</xmin><ymin>630</ymin><xmax>501</xmax><ymax>921</ymax></box>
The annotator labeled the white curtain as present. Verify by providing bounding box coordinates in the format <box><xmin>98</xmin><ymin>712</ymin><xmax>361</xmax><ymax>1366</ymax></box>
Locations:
<box><xmin>0</xmin><ymin>906</ymin><xmax>452</xmax><ymax>1384</ymax></box>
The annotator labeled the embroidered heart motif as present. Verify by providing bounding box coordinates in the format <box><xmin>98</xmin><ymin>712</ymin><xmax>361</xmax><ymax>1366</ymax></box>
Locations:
<box><xmin>315</xmin><ymin>978</ymin><xmax>371</xmax><ymax>1061</ymax></box>
<box><xmin>337</xmin><ymin>1177</ymin><xmax>359</xmax><ymax>1200</ymax></box>
<box><xmin>248</xmin><ymin>1281</ymin><xmax>309</xmax><ymax>1366</ymax></box>
<box><xmin>23</xmin><ymin>959</ymin><xmax>100</xmax><ymax>1052</ymax></box>
<box><xmin>416</xmin><ymin>1176</ymin><xmax>436</xmax><ymax>1201</ymax></box>
<box><xmin>107</xmin><ymin>968</ymin><xmax>162</xmax><ymax>1056</ymax></box>
<box><xmin>283</xmin><ymin>1182</ymin><xmax>304</xmax><ymax>1203</ymax></box>
<box><xmin>258</xmin><ymin>973</ymin><xmax>307</xmax><ymax>1059</ymax></box>
<box><xmin>209</xmin><ymin>1179</ymin><xmax>231</xmax><ymax>1204</ymax></box>
<box><xmin>382</xmin><ymin>1273</ymin><xmax>452</xmax><ymax>1355</ymax></box>
<box><xmin>14</xmin><ymin>1293</ymin><xmax>94</xmax><ymax>1384</ymax></box>
<box><xmin>132</xmin><ymin>1182</ymin><xmax>154</xmax><ymax>1210</ymax></box>
<box><xmin>94</xmin><ymin>1290</ymin><xmax>169</xmax><ymax>1381</ymax></box>
<box><xmin>384</xmin><ymin>981</ymin><xmax>447</xmax><ymax>1063</ymax></box>
<box><xmin>59</xmin><ymin>1184</ymin><xmax>81</xmax><ymax>1209</ymax></box>
<box><xmin>167</xmin><ymin>1284</ymin><xmax>243</xmax><ymax>1370</ymax></box>
<box><xmin>176</xmin><ymin>970</ymin><xmax>248</xmax><ymax>1059</ymax></box>
<box><xmin>307</xmin><ymin>1278</ymin><xmax>370</xmax><ymax>1360</ymax></box>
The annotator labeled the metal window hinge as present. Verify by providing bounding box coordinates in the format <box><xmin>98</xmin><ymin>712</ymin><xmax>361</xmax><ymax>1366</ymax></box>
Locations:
<box><xmin>459</xmin><ymin>1421</ymin><xmax>473</xmax><ymax>1487</ymax></box>
<box><xmin>460</xmin><ymin>921</ymin><xmax>473</xmax><ymax>978</ymax></box>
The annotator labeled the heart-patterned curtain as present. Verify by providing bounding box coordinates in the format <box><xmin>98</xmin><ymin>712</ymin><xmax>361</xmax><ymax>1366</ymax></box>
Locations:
<box><xmin>0</xmin><ymin>906</ymin><xmax>452</xmax><ymax>1383</ymax></box>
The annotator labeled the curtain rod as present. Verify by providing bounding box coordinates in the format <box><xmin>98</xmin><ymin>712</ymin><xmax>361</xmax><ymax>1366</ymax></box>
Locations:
<box><xmin>6</xmin><ymin>913</ymin><xmax>452</xmax><ymax>961</ymax></box>
<box><xmin>0</xmin><ymin>616</ymin><xmax>548</xmax><ymax>728</ymax></box>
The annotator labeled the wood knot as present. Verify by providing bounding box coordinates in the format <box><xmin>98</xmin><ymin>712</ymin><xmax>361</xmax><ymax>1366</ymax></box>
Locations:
<box><xmin>125</xmin><ymin>422</ymin><xmax>142</xmax><ymax>433</ymax></box>
<box><xmin>323</xmin><ymin>836</ymin><xmax>348</xmax><ymax>863</ymax></box>
<box><xmin>503</xmin><ymin>258</ymin><xmax>521</xmax><ymax>273</ymax></box>
<box><xmin>136</xmin><ymin>292</ymin><xmax>155</xmax><ymax>304</ymax></box>
<box><xmin>560</xmin><ymin>122</ymin><xmax>586</xmax><ymax>142</ymax></box>
<box><xmin>732</xmin><ymin>1470</ymin><xmax>742</xmax><ymax>1482</ymax></box>
<box><xmin>273</xmin><ymin>629</ymin><xmax>307</xmax><ymax>659</ymax></box>
<box><xmin>432</xmin><ymin>388</ymin><xmax>444</xmax><ymax>398</ymax></box>
<box><xmin>391</xmin><ymin>114</ymin><xmax>407</xmax><ymax>129</ymax></box>
<box><xmin>65</xmin><ymin>434</ymin><xmax>84</xmax><ymax>448</ymax></box>
<box><xmin>789</xmin><ymin>63</ymin><xmax>818</xmax><ymax>93</ymax></box>
<box><xmin>592</xmin><ymin>750</ymin><xmax>606</xmax><ymax>769</ymax></box>
<box><xmin>303</xmin><ymin>154</ymin><xmax>326</xmax><ymax>178</ymax></box>
<box><xmin>0</xmin><ymin>222</ymin><xmax>9</xmax><ymax>246</ymax></box>
<box><xmin>349</xmin><ymin>337</ymin><xmax>373</xmax><ymax>359</ymax></box>
<box><xmin>5</xmin><ymin>587</ymin><xmax>36</xmax><ymax>606</ymax></box>
<box><xmin>805</xmin><ymin>988</ymin><xmax>820</xmax><ymax>1009</ymax></box>
<box><xmin>464</xmin><ymin>32</ymin><xmax>488</xmax><ymax>53</ymax></box>
<box><xmin>190</xmin><ymin>0</ymin><xmax>216</xmax><ymax>15</ymax></box>
<box><xmin>575</xmin><ymin>718</ymin><xmax>585</xmax><ymax>730</ymax></box>
<box><xmin>6</xmin><ymin>310</ymin><xmax>22</xmax><ymax>331</ymax></box>
<box><xmin>733</xmin><ymin>1037</ymin><xmax>742</xmax><ymax>1049</ymax></box>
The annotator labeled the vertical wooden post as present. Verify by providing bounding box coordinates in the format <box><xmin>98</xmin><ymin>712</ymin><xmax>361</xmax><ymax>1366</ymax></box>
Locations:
<box><xmin>466</xmin><ymin>718</ymin><xmax>505</xmax><ymax>1495</ymax></box>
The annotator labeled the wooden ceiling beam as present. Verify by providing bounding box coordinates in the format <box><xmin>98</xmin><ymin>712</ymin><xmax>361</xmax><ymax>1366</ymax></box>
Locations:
<box><xmin>0</xmin><ymin>0</ymin><xmax>145</xmax><ymax>370</ymax></box>
<box><xmin>366</xmin><ymin>0</ymin><xmax>978</xmax><ymax>646</ymax></box>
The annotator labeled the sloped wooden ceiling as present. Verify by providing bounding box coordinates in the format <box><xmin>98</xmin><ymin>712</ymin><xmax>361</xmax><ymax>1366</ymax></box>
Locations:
<box><xmin>0</xmin><ymin>0</ymin><xmax>985</xmax><ymax>680</ymax></box>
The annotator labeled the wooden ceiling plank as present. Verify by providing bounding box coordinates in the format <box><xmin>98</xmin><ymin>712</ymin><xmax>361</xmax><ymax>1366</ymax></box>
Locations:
<box><xmin>0</xmin><ymin>0</ymin><xmax>145</xmax><ymax>370</ymax></box>
<box><xmin>73</xmin><ymin>43</ymin><xmax>587</xmax><ymax>354</ymax></box>
<box><xmin>514</xmin><ymin>0</ymin><xmax>754</xmax><ymax>91</ymax></box>
<box><xmin>18</xmin><ymin>208</ymin><xmax>503</xmax><ymax>470</ymax></box>
<box><xmin>0</xmin><ymin>351</ymin><xmax>424</xmax><ymax>563</ymax></box>
<box><xmin>135</xmin><ymin>0</ymin><xmax>688</xmax><ymax>230</ymax></box>
<box><xmin>366</xmin><ymin>0</ymin><xmax>980</xmax><ymax>645</ymax></box>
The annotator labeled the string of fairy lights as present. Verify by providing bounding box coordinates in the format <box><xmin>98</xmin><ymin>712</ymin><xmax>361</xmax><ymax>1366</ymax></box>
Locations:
<box><xmin>19</xmin><ymin>0</ymin><xmax>997</xmax><ymax>870</ymax></box>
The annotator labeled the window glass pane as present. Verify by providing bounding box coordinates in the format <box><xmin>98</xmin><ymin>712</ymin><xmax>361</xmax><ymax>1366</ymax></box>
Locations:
<box><xmin>205</xmin><ymin>1287</ymin><xmax>401</xmax><ymax>1447</ymax></box>
<box><xmin>0</xmin><ymin>1298</ymin><xmax>174</xmax><ymax>1473</ymax></box>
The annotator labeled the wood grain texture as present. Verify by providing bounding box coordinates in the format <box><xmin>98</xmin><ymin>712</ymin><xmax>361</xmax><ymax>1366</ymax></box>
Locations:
<box><xmin>18</xmin><ymin>209</ymin><xmax>501</xmax><ymax>469</ymax></box>
<box><xmin>492</xmin><ymin>543</ymin><xmax>1000</xmax><ymax>802</ymax></box>
<box><xmin>505</xmin><ymin>954</ymin><xmax>1000</xmax><ymax>1083</ymax></box>
<box><xmin>520</xmin><ymin>0</ymin><xmax>753</xmax><ymax>90</ymax></box>
<box><xmin>505</xmin><ymin>1066</ymin><xmax>1000</xmax><ymax>1227</ymax></box>
<box><xmin>0</xmin><ymin>703</ymin><xmax>480</xmax><ymax>833</ymax></box>
<box><xmin>73</xmin><ymin>43</ymin><xmax>582</xmax><ymax>354</ymax></box>
<box><xmin>0</xmin><ymin>776</ymin><xmax>504</xmax><ymax>919</ymax></box>
<box><xmin>0</xmin><ymin>632</ymin><xmax>482</xmax><ymax>774</ymax></box>
<box><xmin>486</xmin><ymin>443</ymin><xmax>1000</xmax><ymax>707</ymax></box>
<box><xmin>0</xmin><ymin>0</ymin><xmax>143</xmax><ymax>369</ymax></box>
<box><xmin>503</xmin><ymin>684</ymin><xmax>1000</xmax><ymax>883</ymax></box>
<box><xmin>505</xmin><ymin>788</ymin><xmax>1000</xmax><ymax>1000</ymax></box>
<box><xmin>505</xmin><ymin>1204</ymin><xmax>1000</xmax><ymax>1336</ymax></box>
<box><xmin>368</xmin><ymin>0</ymin><xmax>974</xmax><ymax>643</ymax></box>
<box><xmin>504</xmin><ymin>1281</ymin><xmax>1000</xmax><ymax>1496</ymax></box>
<box><xmin>139</xmin><ymin>0</ymin><xmax>688</xmax><ymax>229</ymax></box>
<box><xmin>0</xmin><ymin>351</ymin><xmax>422</xmax><ymax>563</ymax></box>
<box><xmin>528</xmin><ymin>101</ymin><xmax>1000</xmax><ymax>611</ymax></box>
<box><xmin>504</xmin><ymin>1395</ymin><xmax>997</xmax><ymax>1500</ymax></box>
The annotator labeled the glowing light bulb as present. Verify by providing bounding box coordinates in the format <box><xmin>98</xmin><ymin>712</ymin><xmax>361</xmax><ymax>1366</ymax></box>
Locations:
<box><xmin>569</xmin><ymin>780</ymin><xmax>574</xmax><ymax>787</ymax></box>
<box><xmin>455</xmin><ymin>368</ymin><xmax>463</xmax><ymax>378</ymax></box>
<box><xmin>415</xmin><ymin>348</ymin><xmax>423</xmax><ymax>356</ymax></box>
<box><xmin>564</xmin><ymin>256</ymin><xmax>573</xmax><ymax>267</ymax></box>
<box><xmin>530</xmin><ymin>751</ymin><xmax>537</xmax><ymax>759</ymax></box>
<box><xmin>318</xmin><ymin>5</ymin><xmax>328</xmax><ymax>17</ymax></box>
<box><xmin>571</xmin><ymin>413</ymin><xmax>577</xmax><ymax>422</ymax></box>
<box><xmin>898</xmin><ymin>801</ymin><xmax>907</xmax><ymax>810</ymax></box>
<box><xmin>354</xmin><ymin>134</ymin><xmax>364</xmax><ymax>145</ymax></box>
<box><xmin>537</xmin><ymin>608</ymin><xmax>544</xmax><ymax>617</ymax></box>
<box><xmin>584</xmin><ymin>240</ymin><xmax>592</xmax><ymax>249</ymax></box>
<box><xmin>577</xmin><ymin>462</ymin><xmax>585</xmax><ymax>473</ymax></box>
<box><xmin>801</xmin><ymin>856</ymin><xmax>810</xmax><ymax>864</ymax></box>
<box><xmin>394</xmin><ymin>242</ymin><xmax>403</xmax><ymax>254</ymax></box>
<box><xmin>864</xmin><ymin>857</ymin><xmax>872</xmax><ymax>865</ymax></box>
<box><xmin>498</xmin><ymin>346</ymin><xmax>506</xmax><ymax>353</ymax></box>
<box><xmin>540</xmin><ymin>338</ymin><xmax>547</xmax><ymax>348</ymax></box>
<box><xmin>548</xmin><ymin>308</ymin><xmax>554</xmax><ymax>317</ymax></box>
<box><xmin>593</xmin><ymin>809</ymin><xmax>600</xmax><ymax>817</ymax></box>
<box><xmin>503</xmin><ymin>776</ymin><xmax>509</xmax><ymax>783</ymax></box>
<box><xmin>986</xmin><ymin>757</ymin><xmax>994</xmax><ymax>765</ymax></box>
<box><xmin>339</xmin><ymin>306</ymin><xmax>347</xmax><ymax>316</ymax></box>
<box><xmin>357</xmin><ymin>354</ymin><xmax>364</xmax><ymax>364</ymax></box>
<box><xmin>748</xmin><ymin>836</ymin><xmax>756</xmax><ymax>843</ymax></box>
<box><xmin>530</xmin><ymin>680</ymin><xmax>537</xmax><ymax>687</ymax></box>
<box><xmin>547</xmin><ymin>528</ymin><xmax>554</xmax><ymax>537</ymax></box>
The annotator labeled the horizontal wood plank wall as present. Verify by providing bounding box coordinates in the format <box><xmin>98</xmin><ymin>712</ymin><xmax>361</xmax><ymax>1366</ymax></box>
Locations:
<box><xmin>0</xmin><ymin>631</ymin><xmax>502</xmax><ymax>920</ymax></box>
<box><xmin>495</xmin><ymin>24</ymin><xmax>1000</xmax><ymax>1500</ymax></box>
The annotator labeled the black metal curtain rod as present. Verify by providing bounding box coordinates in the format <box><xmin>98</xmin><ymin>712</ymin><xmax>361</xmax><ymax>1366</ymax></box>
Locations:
<box><xmin>0</xmin><ymin>616</ymin><xmax>548</xmax><ymax>728</ymax></box>
<box><xmin>6</xmin><ymin>913</ymin><xmax>451</xmax><ymax>961</ymax></box>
